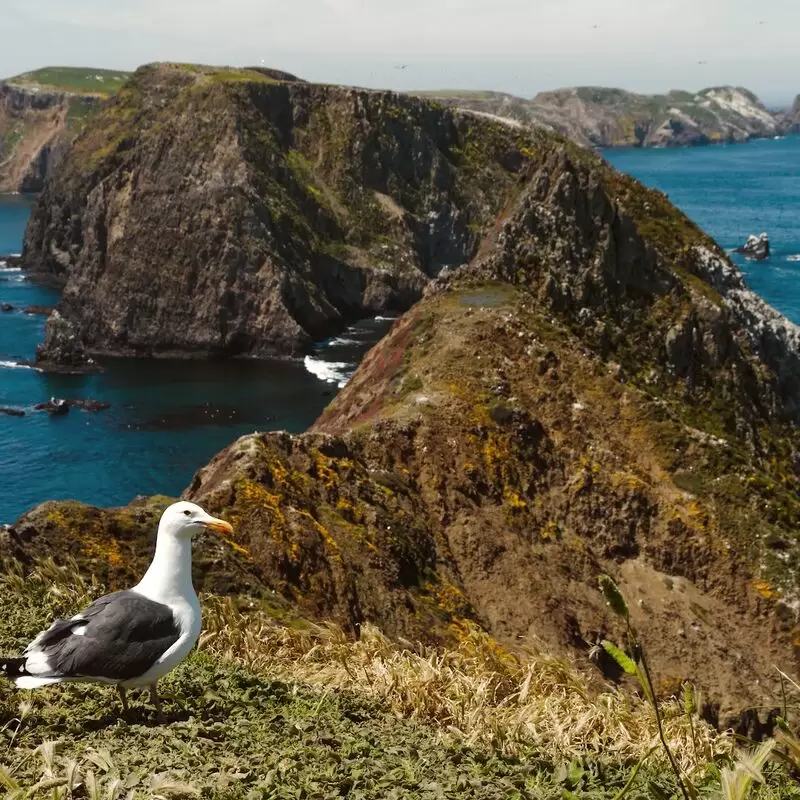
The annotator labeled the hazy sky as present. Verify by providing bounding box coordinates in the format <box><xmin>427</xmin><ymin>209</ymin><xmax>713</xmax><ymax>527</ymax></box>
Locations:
<box><xmin>2</xmin><ymin>0</ymin><xmax>798</xmax><ymax>106</ymax></box>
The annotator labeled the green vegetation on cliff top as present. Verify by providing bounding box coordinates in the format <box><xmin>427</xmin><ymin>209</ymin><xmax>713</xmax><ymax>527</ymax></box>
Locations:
<box><xmin>4</xmin><ymin>67</ymin><xmax>131</xmax><ymax>96</ymax></box>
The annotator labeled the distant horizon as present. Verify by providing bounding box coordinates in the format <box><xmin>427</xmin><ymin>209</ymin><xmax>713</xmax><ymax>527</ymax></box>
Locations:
<box><xmin>2</xmin><ymin>60</ymin><xmax>796</xmax><ymax>111</ymax></box>
<box><xmin>3</xmin><ymin>0</ymin><xmax>798</xmax><ymax>108</ymax></box>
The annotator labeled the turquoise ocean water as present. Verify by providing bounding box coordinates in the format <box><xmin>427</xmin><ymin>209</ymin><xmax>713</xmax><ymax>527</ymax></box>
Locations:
<box><xmin>604</xmin><ymin>135</ymin><xmax>800</xmax><ymax>321</ymax></box>
<box><xmin>0</xmin><ymin>197</ymin><xmax>393</xmax><ymax>522</ymax></box>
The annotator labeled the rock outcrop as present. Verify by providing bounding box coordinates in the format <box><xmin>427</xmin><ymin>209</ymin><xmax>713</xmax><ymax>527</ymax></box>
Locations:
<box><xmin>24</xmin><ymin>63</ymin><xmax>540</xmax><ymax>361</ymax></box>
<box><xmin>14</xmin><ymin>109</ymin><xmax>800</xmax><ymax>727</ymax></box>
<box><xmin>0</xmin><ymin>84</ymin><xmax>74</xmax><ymax>193</ymax></box>
<box><xmin>7</xmin><ymin>496</ymin><xmax>267</xmax><ymax>594</ymax></box>
<box><xmin>777</xmin><ymin>95</ymin><xmax>800</xmax><ymax>134</ymax></box>
<box><xmin>34</xmin><ymin>397</ymin><xmax>69</xmax><ymax>415</ymax></box>
<box><xmin>34</xmin><ymin>309</ymin><xmax>99</xmax><ymax>372</ymax></box>
<box><xmin>23</xmin><ymin>304</ymin><xmax>54</xmax><ymax>315</ymax></box>
<box><xmin>736</xmin><ymin>233</ymin><xmax>770</xmax><ymax>261</ymax></box>
<box><xmin>422</xmin><ymin>85</ymin><xmax>782</xmax><ymax>149</ymax></box>
<box><xmin>0</xmin><ymin>67</ymin><xmax>128</xmax><ymax>193</ymax></box>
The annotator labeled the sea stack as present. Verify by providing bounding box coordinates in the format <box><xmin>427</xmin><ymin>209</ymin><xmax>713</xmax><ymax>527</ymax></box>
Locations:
<box><xmin>736</xmin><ymin>232</ymin><xmax>770</xmax><ymax>260</ymax></box>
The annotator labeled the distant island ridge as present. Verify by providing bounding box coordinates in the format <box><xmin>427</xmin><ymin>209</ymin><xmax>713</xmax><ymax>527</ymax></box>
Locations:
<box><xmin>0</xmin><ymin>64</ymin><xmax>798</xmax><ymax>194</ymax></box>
<box><xmin>417</xmin><ymin>85</ymin><xmax>800</xmax><ymax>150</ymax></box>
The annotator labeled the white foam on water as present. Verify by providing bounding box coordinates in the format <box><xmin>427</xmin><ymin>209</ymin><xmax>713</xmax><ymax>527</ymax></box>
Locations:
<box><xmin>303</xmin><ymin>356</ymin><xmax>353</xmax><ymax>388</ymax></box>
<box><xmin>372</xmin><ymin>315</ymin><xmax>398</xmax><ymax>322</ymax></box>
<box><xmin>787</xmin><ymin>255</ymin><xmax>800</xmax><ymax>263</ymax></box>
<box><xmin>0</xmin><ymin>360</ymin><xmax>40</xmax><ymax>372</ymax></box>
<box><xmin>0</xmin><ymin>265</ymin><xmax>22</xmax><ymax>273</ymax></box>
<box><xmin>325</xmin><ymin>336</ymin><xmax>360</xmax><ymax>347</ymax></box>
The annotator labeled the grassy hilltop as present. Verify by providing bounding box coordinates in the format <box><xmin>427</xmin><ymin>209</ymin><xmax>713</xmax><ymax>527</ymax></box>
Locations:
<box><xmin>5</xmin><ymin>67</ymin><xmax>131</xmax><ymax>97</ymax></box>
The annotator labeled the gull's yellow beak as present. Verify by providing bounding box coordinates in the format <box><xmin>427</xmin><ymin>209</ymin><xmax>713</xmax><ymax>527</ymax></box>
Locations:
<box><xmin>202</xmin><ymin>516</ymin><xmax>234</xmax><ymax>537</ymax></box>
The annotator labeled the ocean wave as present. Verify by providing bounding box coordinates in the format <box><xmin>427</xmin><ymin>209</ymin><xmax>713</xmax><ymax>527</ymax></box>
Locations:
<box><xmin>372</xmin><ymin>315</ymin><xmax>398</xmax><ymax>322</ymax></box>
<box><xmin>0</xmin><ymin>360</ymin><xmax>40</xmax><ymax>371</ymax></box>
<box><xmin>324</xmin><ymin>336</ymin><xmax>360</xmax><ymax>347</ymax></box>
<box><xmin>787</xmin><ymin>255</ymin><xmax>800</xmax><ymax>263</ymax></box>
<box><xmin>0</xmin><ymin>264</ymin><xmax>22</xmax><ymax>273</ymax></box>
<box><xmin>303</xmin><ymin>356</ymin><xmax>353</xmax><ymax>388</ymax></box>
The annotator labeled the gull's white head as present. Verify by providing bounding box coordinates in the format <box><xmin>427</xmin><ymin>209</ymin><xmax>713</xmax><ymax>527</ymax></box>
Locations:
<box><xmin>159</xmin><ymin>501</ymin><xmax>234</xmax><ymax>541</ymax></box>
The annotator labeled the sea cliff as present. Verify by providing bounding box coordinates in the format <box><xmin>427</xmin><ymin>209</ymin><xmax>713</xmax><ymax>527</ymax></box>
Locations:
<box><xmin>24</xmin><ymin>63</ymin><xmax>540</xmax><ymax>361</ymax></box>
<box><xmin>422</xmin><ymin>85</ymin><xmax>784</xmax><ymax>149</ymax></box>
<box><xmin>0</xmin><ymin>68</ymin><xmax>129</xmax><ymax>193</ymax></box>
<box><xmin>14</xmin><ymin>69</ymin><xmax>800</xmax><ymax>729</ymax></box>
<box><xmin>778</xmin><ymin>94</ymin><xmax>800</xmax><ymax>133</ymax></box>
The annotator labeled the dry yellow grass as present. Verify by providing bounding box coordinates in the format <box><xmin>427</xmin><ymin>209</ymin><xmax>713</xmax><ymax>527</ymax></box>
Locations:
<box><xmin>199</xmin><ymin>595</ymin><xmax>732</xmax><ymax>773</ymax></box>
<box><xmin>0</xmin><ymin>741</ymin><xmax>198</xmax><ymax>800</ymax></box>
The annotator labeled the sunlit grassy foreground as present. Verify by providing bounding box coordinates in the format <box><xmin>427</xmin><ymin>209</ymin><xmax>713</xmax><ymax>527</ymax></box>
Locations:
<box><xmin>0</xmin><ymin>560</ymin><xmax>796</xmax><ymax>799</ymax></box>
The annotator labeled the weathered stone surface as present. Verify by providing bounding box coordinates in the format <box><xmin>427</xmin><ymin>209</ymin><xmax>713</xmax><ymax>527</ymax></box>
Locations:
<box><xmin>7</xmin><ymin>497</ymin><xmax>266</xmax><ymax>595</ymax></box>
<box><xmin>736</xmin><ymin>233</ymin><xmax>770</xmax><ymax>261</ymax></box>
<box><xmin>34</xmin><ymin>310</ymin><xmax>100</xmax><ymax>372</ymax></box>
<box><xmin>23</xmin><ymin>64</ymin><xmax>553</xmax><ymax>362</ymax></box>
<box><xmin>34</xmin><ymin>397</ymin><xmax>69</xmax><ymax>415</ymax></box>
<box><xmin>777</xmin><ymin>95</ymin><xmax>800</xmax><ymax>134</ymax></box>
<box><xmin>0</xmin><ymin>84</ymin><xmax>105</xmax><ymax>193</ymax></box>
<box><xmin>425</xmin><ymin>85</ymin><xmax>782</xmax><ymax>149</ymax></box>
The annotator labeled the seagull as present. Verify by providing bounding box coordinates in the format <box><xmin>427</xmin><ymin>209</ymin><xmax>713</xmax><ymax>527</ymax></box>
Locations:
<box><xmin>0</xmin><ymin>501</ymin><xmax>233</xmax><ymax>722</ymax></box>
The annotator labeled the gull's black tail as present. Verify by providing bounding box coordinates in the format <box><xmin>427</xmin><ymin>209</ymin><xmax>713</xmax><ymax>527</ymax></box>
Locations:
<box><xmin>0</xmin><ymin>658</ymin><xmax>28</xmax><ymax>679</ymax></box>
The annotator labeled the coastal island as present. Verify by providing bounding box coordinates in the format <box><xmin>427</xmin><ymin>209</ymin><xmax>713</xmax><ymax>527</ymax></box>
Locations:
<box><xmin>11</xmin><ymin>60</ymin><xmax>800</xmax><ymax>733</ymax></box>
<box><xmin>419</xmin><ymin>85</ymin><xmax>793</xmax><ymax>149</ymax></box>
<box><xmin>3</xmin><ymin>61</ymin><xmax>800</xmax><ymax>796</ymax></box>
<box><xmin>3</xmin><ymin>67</ymin><xmax>797</xmax><ymax>195</ymax></box>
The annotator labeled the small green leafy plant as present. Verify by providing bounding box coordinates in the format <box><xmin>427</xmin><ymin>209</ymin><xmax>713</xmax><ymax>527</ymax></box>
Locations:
<box><xmin>598</xmin><ymin>574</ymin><xmax>696</xmax><ymax>800</ymax></box>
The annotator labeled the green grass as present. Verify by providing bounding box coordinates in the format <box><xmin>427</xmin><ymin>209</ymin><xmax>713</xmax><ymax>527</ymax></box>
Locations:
<box><xmin>153</xmin><ymin>64</ymin><xmax>280</xmax><ymax>85</ymax></box>
<box><xmin>4</xmin><ymin>67</ymin><xmax>131</xmax><ymax>96</ymax></box>
<box><xmin>207</xmin><ymin>69</ymin><xmax>279</xmax><ymax>85</ymax></box>
<box><xmin>2</xmin><ymin>559</ymin><xmax>800</xmax><ymax>799</ymax></box>
<box><xmin>575</xmin><ymin>86</ymin><xmax>638</xmax><ymax>105</ymax></box>
<box><xmin>0</xmin><ymin>654</ymin><xmax>715</xmax><ymax>800</ymax></box>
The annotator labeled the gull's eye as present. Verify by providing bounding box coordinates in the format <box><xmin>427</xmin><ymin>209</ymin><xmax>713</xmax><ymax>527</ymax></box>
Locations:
<box><xmin>183</xmin><ymin>510</ymin><xmax>192</xmax><ymax>517</ymax></box>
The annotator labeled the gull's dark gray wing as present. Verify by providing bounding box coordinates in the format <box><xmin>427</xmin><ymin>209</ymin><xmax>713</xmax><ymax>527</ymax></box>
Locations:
<box><xmin>25</xmin><ymin>591</ymin><xmax>181</xmax><ymax>681</ymax></box>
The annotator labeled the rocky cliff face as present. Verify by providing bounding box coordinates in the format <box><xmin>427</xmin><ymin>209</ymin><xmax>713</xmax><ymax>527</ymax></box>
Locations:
<box><xmin>0</xmin><ymin>83</ymin><xmax>104</xmax><ymax>193</ymax></box>
<box><xmin>777</xmin><ymin>95</ymin><xmax>800</xmax><ymax>134</ymax></box>
<box><xmin>24</xmin><ymin>63</ymin><xmax>536</xmax><ymax>361</ymax></box>
<box><xmin>13</xmin><ymin>109</ymin><xmax>800</xmax><ymax>728</ymax></box>
<box><xmin>423</xmin><ymin>85</ymin><xmax>782</xmax><ymax>149</ymax></box>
